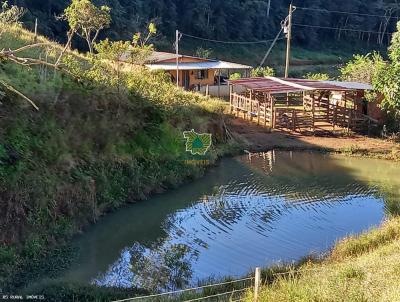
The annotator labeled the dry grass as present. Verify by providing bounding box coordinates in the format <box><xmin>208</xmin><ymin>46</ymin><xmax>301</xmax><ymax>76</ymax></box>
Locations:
<box><xmin>243</xmin><ymin>218</ymin><xmax>400</xmax><ymax>302</ymax></box>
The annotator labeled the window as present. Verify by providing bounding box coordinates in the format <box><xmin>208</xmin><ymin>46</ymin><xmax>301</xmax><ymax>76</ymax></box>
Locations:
<box><xmin>196</xmin><ymin>70</ymin><xmax>208</xmax><ymax>80</ymax></box>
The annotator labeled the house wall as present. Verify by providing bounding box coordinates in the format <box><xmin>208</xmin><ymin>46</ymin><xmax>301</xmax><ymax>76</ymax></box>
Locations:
<box><xmin>353</xmin><ymin>90</ymin><xmax>385</xmax><ymax>123</ymax></box>
<box><xmin>167</xmin><ymin>69</ymin><xmax>215</xmax><ymax>89</ymax></box>
<box><xmin>368</xmin><ymin>95</ymin><xmax>385</xmax><ymax>123</ymax></box>
<box><xmin>200</xmin><ymin>84</ymin><xmax>246</xmax><ymax>98</ymax></box>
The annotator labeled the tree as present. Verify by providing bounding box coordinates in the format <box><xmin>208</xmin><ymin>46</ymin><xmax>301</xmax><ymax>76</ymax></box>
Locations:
<box><xmin>64</xmin><ymin>0</ymin><xmax>111</xmax><ymax>53</ymax></box>
<box><xmin>340</xmin><ymin>53</ymin><xmax>385</xmax><ymax>84</ymax></box>
<box><xmin>92</xmin><ymin>38</ymin><xmax>131</xmax><ymax>92</ymax></box>
<box><xmin>0</xmin><ymin>1</ymin><xmax>25</xmax><ymax>36</ymax></box>
<box><xmin>0</xmin><ymin>1</ymin><xmax>25</xmax><ymax>24</ymax></box>
<box><xmin>251</xmin><ymin>66</ymin><xmax>275</xmax><ymax>78</ymax></box>
<box><xmin>130</xmin><ymin>22</ymin><xmax>157</xmax><ymax>64</ymax></box>
<box><xmin>229</xmin><ymin>72</ymin><xmax>241</xmax><ymax>80</ymax></box>
<box><xmin>374</xmin><ymin>22</ymin><xmax>400</xmax><ymax>112</ymax></box>
<box><xmin>132</xmin><ymin>22</ymin><xmax>157</xmax><ymax>48</ymax></box>
<box><xmin>195</xmin><ymin>47</ymin><xmax>213</xmax><ymax>59</ymax></box>
<box><xmin>304</xmin><ymin>73</ymin><xmax>330</xmax><ymax>81</ymax></box>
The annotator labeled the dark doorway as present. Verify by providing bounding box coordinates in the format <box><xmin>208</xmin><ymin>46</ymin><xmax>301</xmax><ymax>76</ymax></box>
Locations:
<box><xmin>183</xmin><ymin>71</ymin><xmax>190</xmax><ymax>90</ymax></box>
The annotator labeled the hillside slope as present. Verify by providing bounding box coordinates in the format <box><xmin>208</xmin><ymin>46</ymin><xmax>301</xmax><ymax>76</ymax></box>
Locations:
<box><xmin>0</xmin><ymin>25</ymin><xmax>236</xmax><ymax>294</ymax></box>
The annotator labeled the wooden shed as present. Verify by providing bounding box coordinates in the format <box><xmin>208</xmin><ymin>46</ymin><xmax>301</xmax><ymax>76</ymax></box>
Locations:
<box><xmin>228</xmin><ymin>77</ymin><xmax>381</xmax><ymax>133</ymax></box>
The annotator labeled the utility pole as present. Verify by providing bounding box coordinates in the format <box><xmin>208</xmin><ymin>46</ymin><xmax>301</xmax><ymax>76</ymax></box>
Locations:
<box><xmin>175</xmin><ymin>29</ymin><xmax>180</xmax><ymax>88</ymax></box>
<box><xmin>34</xmin><ymin>18</ymin><xmax>38</xmax><ymax>43</ymax></box>
<box><xmin>285</xmin><ymin>4</ymin><xmax>294</xmax><ymax>78</ymax></box>
<box><xmin>258</xmin><ymin>27</ymin><xmax>284</xmax><ymax>68</ymax></box>
<box><xmin>267</xmin><ymin>0</ymin><xmax>271</xmax><ymax>19</ymax></box>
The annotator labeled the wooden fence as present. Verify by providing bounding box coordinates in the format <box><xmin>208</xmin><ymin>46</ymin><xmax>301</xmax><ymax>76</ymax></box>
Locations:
<box><xmin>230</xmin><ymin>93</ymin><xmax>273</xmax><ymax>126</ymax></box>
<box><xmin>230</xmin><ymin>93</ymin><xmax>377</xmax><ymax>133</ymax></box>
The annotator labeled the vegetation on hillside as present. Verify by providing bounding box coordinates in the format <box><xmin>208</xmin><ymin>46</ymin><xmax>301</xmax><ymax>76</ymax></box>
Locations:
<box><xmin>11</xmin><ymin>0</ymin><xmax>400</xmax><ymax>48</ymax></box>
<box><xmin>0</xmin><ymin>7</ymin><xmax>236</xmax><ymax>295</ymax></box>
<box><xmin>0</xmin><ymin>0</ymin><xmax>391</xmax><ymax>75</ymax></box>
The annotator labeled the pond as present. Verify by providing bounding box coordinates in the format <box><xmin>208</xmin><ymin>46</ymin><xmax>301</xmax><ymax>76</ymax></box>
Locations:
<box><xmin>57</xmin><ymin>151</ymin><xmax>400</xmax><ymax>291</ymax></box>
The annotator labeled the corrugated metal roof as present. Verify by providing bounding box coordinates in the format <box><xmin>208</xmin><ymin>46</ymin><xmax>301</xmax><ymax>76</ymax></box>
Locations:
<box><xmin>229</xmin><ymin>77</ymin><xmax>372</xmax><ymax>94</ymax></box>
<box><xmin>321</xmin><ymin>80</ymin><xmax>373</xmax><ymax>90</ymax></box>
<box><xmin>120</xmin><ymin>51</ymin><xmax>213</xmax><ymax>64</ymax></box>
<box><xmin>145</xmin><ymin>51</ymin><xmax>210</xmax><ymax>63</ymax></box>
<box><xmin>146</xmin><ymin>60</ymin><xmax>252</xmax><ymax>71</ymax></box>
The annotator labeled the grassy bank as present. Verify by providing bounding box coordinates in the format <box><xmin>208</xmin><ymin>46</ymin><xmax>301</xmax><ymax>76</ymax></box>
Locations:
<box><xmin>242</xmin><ymin>217</ymin><xmax>400</xmax><ymax>302</ymax></box>
<box><xmin>0</xmin><ymin>25</ymin><xmax>239</xmax><ymax>296</ymax></box>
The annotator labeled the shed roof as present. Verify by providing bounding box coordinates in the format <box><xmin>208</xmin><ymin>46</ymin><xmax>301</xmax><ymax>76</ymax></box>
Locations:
<box><xmin>146</xmin><ymin>60</ymin><xmax>252</xmax><ymax>71</ymax></box>
<box><xmin>321</xmin><ymin>80</ymin><xmax>373</xmax><ymax>90</ymax></box>
<box><xmin>229</xmin><ymin>77</ymin><xmax>372</xmax><ymax>94</ymax></box>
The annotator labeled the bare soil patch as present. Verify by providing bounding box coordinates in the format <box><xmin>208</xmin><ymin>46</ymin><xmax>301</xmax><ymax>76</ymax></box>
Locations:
<box><xmin>228</xmin><ymin>117</ymin><xmax>398</xmax><ymax>155</ymax></box>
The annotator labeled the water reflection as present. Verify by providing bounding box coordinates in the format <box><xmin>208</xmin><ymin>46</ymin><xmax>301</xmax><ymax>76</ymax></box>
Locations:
<box><xmin>60</xmin><ymin>151</ymin><xmax>400</xmax><ymax>290</ymax></box>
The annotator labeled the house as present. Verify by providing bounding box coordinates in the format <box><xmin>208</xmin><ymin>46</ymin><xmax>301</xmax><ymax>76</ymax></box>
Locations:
<box><xmin>228</xmin><ymin>76</ymin><xmax>383</xmax><ymax>134</ymax></box>
<box><xmin>144</xmin><ymin>52</ymin><xmax>252</xmax><ymax>96</ymax></box>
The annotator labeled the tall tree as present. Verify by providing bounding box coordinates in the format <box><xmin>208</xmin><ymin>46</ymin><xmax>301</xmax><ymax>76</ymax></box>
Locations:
<box><xmin>64</xmin><ymin>0</ymin><xmax>111</xmax><ymax>53</ymax></box>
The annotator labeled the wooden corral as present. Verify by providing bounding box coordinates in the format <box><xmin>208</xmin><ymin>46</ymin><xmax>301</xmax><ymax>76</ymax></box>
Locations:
<box><xmin>229</xmin><ymin>77</ymin><xmax>380</xmax><ymax>134</ymax></box>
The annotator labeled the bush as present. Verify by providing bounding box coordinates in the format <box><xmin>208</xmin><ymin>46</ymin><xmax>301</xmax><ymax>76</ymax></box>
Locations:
<box><xmin>304</xmin><ymin>73</ymin><xmax>330</xmax><ymax>80</ymax></box>
<box><xmin>250</xmin><ymin>66</ymin><xmax>275</xmax><ymax>78</ymax></box>
<box><xmin>229</xmin><ymin>72</ymin><xmax>242</xmax><ymax>80</ymax></box>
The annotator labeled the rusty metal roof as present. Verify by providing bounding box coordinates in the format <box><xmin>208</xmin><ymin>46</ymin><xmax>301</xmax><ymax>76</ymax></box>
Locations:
<box><xmin>228</xmin><ymin>77</ymin><xmax>370</xmax><ymax>94</ymax></box>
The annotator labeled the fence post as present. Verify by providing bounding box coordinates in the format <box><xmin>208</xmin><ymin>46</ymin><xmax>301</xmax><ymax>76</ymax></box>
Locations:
<box><xmin>254</xmin><ymin>267</ymin><xmax>261</xmax><ymax>302</ymax></box>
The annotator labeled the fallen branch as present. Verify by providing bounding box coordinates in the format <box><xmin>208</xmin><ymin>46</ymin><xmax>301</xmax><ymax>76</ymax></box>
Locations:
<box><xmin>0</xmin><ymin>80</ymin><xmax>39</xmax><ymax>111</ymax></box>
<box><xmin>2</xmin><ymin>42</ymin><xmax>54</xmax><ymax>54</ymax></box>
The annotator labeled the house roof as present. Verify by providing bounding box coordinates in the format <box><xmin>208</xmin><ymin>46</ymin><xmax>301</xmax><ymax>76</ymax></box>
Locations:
<box><xmin>119</xmin><ymin>51</ymin><xmax>203</xmax><ymax>64</ymax></box>
<box><xmin>229</xmin><ymin>77</ymin><xmax>372</xmax><ymax>94</ymax></box>
<box><xmin>143</xmin><ymin>51</ymin><xmax>252</xmax><ymax>70</ymax></box>
<box><xmin>145</xmin><ymin>51</ymin><xmax>187</xmax><ymax>63</ymax></box>
<box><xmin>120</xmin><ymin>50</ymin><xmax>252</xmax><ymax>70</ymax></box>
<box><xmin>146</xmin><ymin>60</ymin><xmax>252</xmax><ymax>71</ymax></box>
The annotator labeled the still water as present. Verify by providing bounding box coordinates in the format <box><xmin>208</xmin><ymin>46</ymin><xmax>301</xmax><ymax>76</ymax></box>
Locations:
<box><xmin>60</xmin><ymin>151</ymin><xmax>400</xmax><ymax>290</ymax></box>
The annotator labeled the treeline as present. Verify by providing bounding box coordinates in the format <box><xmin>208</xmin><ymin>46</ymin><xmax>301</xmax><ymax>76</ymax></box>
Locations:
<box><xmin>9</xmin><ymin>0</ymin><xmax>400</xmax><ymax>50</ymax></box>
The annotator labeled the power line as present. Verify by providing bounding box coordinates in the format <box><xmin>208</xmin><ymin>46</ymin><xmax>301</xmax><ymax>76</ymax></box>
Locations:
<box><xmin>295</xmin><ymin>6</ymin><xmax>400</xmax><ymax>20</ymax></box>
<box><xmin>293</xmin><ymin>23</ymin><xmax>394</xmax><ymax>35</ymax></box>
<box><xmin>180</xmin><ymin>32</ymin><xmax>280</xmax><ymax>45</ymax></box>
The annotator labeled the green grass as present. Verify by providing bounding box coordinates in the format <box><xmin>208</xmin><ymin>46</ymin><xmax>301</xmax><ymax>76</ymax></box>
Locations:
<box><xmin>242</xmin><ymin>217</ymin><xmax>400</xmax><ymax>302</ymax></box>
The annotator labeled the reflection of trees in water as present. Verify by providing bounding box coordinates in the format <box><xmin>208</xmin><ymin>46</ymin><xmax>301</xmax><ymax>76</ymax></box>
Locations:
<box><xmin>130</xmin><ymin>243</ymin><xmax>197</xmax><ymax>292</ymax></box>
<box><xmin>240</xmin><ymin>151</ymin><xmax>400</xmax><ymax>216</ymax></box>
<box><xmin>240</xmin><ymin>153</ymin><xmax>377</xmax><ymax>200</ymax></box>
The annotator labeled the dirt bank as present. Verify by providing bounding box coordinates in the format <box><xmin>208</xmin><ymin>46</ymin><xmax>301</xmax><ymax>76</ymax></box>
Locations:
<box><xmin>228</xmin><ymin>117</ymin><xmax>400</xmax><ymax>157</ymax></box>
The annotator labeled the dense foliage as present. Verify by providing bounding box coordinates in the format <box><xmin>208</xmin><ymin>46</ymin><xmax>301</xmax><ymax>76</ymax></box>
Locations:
<box><xmin>7</xmin><ymin>0</ymin><xmax>400</xmax><ymax>51</ymax></box>
<box><xmin>375</xmin><ymin>23</ymin><xmax>400</xmax><ymax>113</ymax></box>
<box><xmin>304</xmin><ymin>73</ymin><xmax>330</xmax><ymax>80</ymax></box>
<box><xmin>340</xmin><ymin>53</ymin><xmax>385</xmax><ymax>84</ymax></box>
